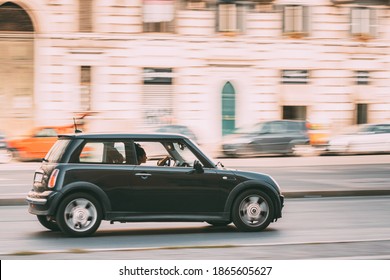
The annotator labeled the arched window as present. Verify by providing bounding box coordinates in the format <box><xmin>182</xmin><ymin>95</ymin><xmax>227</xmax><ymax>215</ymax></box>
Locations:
<box><xmin>0</xmin><ymin>2</ymin><xmax>33</xmax><ymax>32</ymax></box>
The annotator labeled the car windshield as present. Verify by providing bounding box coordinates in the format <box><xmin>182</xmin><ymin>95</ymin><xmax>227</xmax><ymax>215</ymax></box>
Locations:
<box><xmin>45</xmin><ymin>139</ymin><xmax>71</xmax><ymax>163</ymax></box>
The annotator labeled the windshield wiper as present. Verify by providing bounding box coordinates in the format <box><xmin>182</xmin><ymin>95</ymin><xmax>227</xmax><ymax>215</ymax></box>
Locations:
<box><xmin>215</xmin><ymin>161</ymin><xmax>224</xmax><ymax>168</ymax></box>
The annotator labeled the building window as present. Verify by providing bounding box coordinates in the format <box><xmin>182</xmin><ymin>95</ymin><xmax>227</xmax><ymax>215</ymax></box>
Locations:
<box><xmin>0</xmin><ymin>2</ymin><xmax>34</xmax><ymax>32</ymax></box>
<box><xmin>351</xmin><ymin>8</ymin><xmax>377</xmax><ymax>38</ymax></box>
<box><xmin>283</xmin><ymin>106</ymin><xmax>307</xmax><ymax>121</ymax></box>
<box><xmin>80</xmin><ymin>66</ymin><xmax>91</xmax><ymax>111</ymax></box>
<box><xmin>283</xmin><ymin>5</ymin><xmax>309</xmax><ymax>36</ymax></box>
<box><xmin>143</xmin><ymin>68</ymin><xmax>174</xmax><ymax>126</ymax></box>
<box><xmin>217</xmin><ymin>2</ymin><xmax>246</xmax><ymax>33</ymax></box>
<box><xmin>79</xmin><ymin>0</ymin><xmax>92</xmax><ymax>32</ymax></box>
<box><xmin>356</xmin><ymin>71</ymin><xmax>369</xmax><ymax>85</ymax></box>
<box><xmin>356</xmin><ymin>103</ymin><xmax>368</xmax><ymax>124</ymax></box>
<box><xmin>282</xmin><ymin>70</ymin><xmax>309</xmax><ymax>84</ymax></box>
<box><xmin>143</xmin><ymin>0</ymin><xmax>175</xmax><ymax>33</ymax></box>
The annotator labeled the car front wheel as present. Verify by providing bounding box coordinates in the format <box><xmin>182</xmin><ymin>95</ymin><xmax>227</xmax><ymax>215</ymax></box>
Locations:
<box><xmin>56</xmin><ymin>193</ymin><xmax>102</xmax><ymax>237</ymax></box>
<box><xmin>232</xmin><ymin>190</ymin><xmax>274</xmax><ymax>232</ymax></box>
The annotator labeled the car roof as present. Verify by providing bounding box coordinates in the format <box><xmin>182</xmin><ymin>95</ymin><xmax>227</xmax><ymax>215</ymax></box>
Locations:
<box><xmin>59</xmin><ymin>133</ymin><xmax>190</xmax><ymax>140</ymax></box>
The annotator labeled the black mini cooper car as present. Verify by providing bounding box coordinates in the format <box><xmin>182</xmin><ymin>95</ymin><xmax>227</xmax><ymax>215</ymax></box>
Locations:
<box><xmin>27</xmin><ymin>133</ymin><xmax>284</xmax><ymax>237</ymax></box>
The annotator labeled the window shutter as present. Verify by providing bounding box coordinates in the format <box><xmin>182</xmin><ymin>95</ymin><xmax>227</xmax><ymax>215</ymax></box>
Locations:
<box><xmin>143</xmin><ymin>68</ymin><xmax>174</xmax><ymax>126</ymax></box>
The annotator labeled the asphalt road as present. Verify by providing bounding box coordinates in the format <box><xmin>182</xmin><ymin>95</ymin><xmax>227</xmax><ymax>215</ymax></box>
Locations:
<box><xmin>1</xmin><ymin>196</ymin><xmax>389</xmax><ymax>259</ymax></box>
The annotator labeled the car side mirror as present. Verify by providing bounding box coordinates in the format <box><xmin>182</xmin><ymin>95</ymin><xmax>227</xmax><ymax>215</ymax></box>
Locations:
<box><xmin>193</xmin><ymin>160</ymin><xmax>204</xmax><ymax>174</ymax></box>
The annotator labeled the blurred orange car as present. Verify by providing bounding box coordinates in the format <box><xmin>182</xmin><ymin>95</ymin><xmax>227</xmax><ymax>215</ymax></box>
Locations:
<box><xmin>6</xmin><ymin>125</ymin><xmax>75</xmax><ymax>161</ymax></box>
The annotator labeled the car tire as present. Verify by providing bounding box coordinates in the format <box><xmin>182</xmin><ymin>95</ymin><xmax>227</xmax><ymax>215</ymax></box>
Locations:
<box><xmin>232</xmin><ymin>189</ymin><xmax>274</xmax><ymax>232</ymax></box>
<box><xmin>56</xmin><ymin>192</ymin><xmax>102</xmax><ymax>237</ymax></box>
<box><xmin>37</xmin><ymin>215</ymin><xmax>60</xmax><ymax>231</ymax></box>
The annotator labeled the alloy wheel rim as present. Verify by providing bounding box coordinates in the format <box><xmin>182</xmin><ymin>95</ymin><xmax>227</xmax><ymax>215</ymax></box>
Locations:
<box><xmin>239</xmin><ymin>195</ymin><xmax>269</xmax><ymax>227</ymax></box>
<box><xmin>64</xmin><ymin>198</ymin><xmax>97</xmax><ymax>232</ymax></box>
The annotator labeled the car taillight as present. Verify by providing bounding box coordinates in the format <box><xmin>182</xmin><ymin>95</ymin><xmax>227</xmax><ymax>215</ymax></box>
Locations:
<box><xmin>48</xmin><ymin>169</ymin><xmax>59</xmax><ymax>189</ymax></box>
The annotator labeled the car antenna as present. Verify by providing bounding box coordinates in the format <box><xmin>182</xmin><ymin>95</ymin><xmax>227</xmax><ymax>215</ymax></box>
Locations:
<box><xmin>73</xmin><ymin>118</ymin><xmax>82</xmax><ymax>133</ymax></box>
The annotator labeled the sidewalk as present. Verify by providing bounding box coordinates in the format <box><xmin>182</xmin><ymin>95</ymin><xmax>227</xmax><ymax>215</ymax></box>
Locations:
<box><xmin>1</xmin><ymin>155</ymin><xmax>390</xmax><ymax>206</ymax></box>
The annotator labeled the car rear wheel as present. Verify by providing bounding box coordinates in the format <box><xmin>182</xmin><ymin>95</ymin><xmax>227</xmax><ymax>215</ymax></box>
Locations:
<box><xmin>37</xmin><ymin>215</ymin><xmax>60</xmax><ymax>231</ymax></box>
<box><xmin>56</xmin><ymin>193</ymin><xmax>102</xmax><ymax>237</ymax></box>
<box><xmin>232</xmin><ymin>190</ymin><xmax>274</xmax><ymax>232</ymax></box>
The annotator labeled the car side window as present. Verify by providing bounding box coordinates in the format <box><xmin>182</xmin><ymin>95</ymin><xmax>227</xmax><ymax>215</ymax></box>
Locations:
<box><xmin>269</xmin><ymin>122</ymin><xmax>287</xmax><ymax>134</ymax></box>
<box><xmin>135</xmin><ymin>140</ymin><xmax>201</xmax><ymax>167</ymax></box>
<box><xmin>286</xmin><ymin>122</ymin><xmax>304</xmax><ymax>132</ymax></box>
<box><xmin>79</xmin><ymin>141</ymin><xmax>127</xmax><ymax>164</ymax></box>
<box><xmin>134</xmin><ymin>141</ymin><xmax>169</xmax><ymax>166</ymax></box>
<box><xmin>375</xmin><ymin>125</ymin><xmax>390</xmax><ymax>134</ymax></box>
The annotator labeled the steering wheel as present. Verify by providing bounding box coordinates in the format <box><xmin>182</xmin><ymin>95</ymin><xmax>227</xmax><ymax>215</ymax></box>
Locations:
<box><xmin>157</xmin><ymin>156</ymin><xmax>171</xmax><ymax>166</ymax></box>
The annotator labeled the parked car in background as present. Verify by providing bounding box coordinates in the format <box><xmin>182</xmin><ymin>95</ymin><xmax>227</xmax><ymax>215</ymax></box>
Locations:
<box><xmin>26</xmin><ymin>133</ymin><xmax>284</xmax><ymax>237</ymax></box>
<box><xmin>155</xmin><ymin>124</ymin><xmax>198</xmax><ymax>143</ymax></box>
<box><xmin>323</xmin><ymin>123</ymin><xmax>390</xmax><ymax>155</ymax></box>
<box><xmin>221</xmin><ymin>120</ymin><xmax>310</xmax><ymax>157</ymax></box>
<box><xmin>0</xmin><ymin>131</ymin><xmax>12</xmax><ymax>163</ymax></box>
<box><xmin>6</xmin><ymin>125</ymin><xmax>75</xmax><ymax>161</ymax></box>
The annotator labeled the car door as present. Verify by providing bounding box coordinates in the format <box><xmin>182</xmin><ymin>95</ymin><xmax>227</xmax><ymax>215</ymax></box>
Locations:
<box><xmin>251</xmin><ymin>121</ymin><xmax>289</xmax><ymax>153</ymax></box>
<box><xmin>129</xmin><ymin>165</ymin><xmax>227</xmax><ymax>214</ymax></box>
<box><xmin>354</xmin><ymin>125</ymin><xmax>390</xmax><ymax>153</ymax></box>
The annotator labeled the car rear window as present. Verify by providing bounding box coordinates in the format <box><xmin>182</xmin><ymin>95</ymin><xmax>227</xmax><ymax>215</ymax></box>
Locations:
<box><xmin>45</xmin><ymin>139</ymin><xmax>71</xmax><ymax>163</ymax></box>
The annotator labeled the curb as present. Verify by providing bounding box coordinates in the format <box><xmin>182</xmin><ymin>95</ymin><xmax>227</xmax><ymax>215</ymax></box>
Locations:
<box><xmin>283</xmin><ymin>189</ymin><xmax>390</xmax><ymax>198</ymax></box>
<box><xmin>2</xmin><ymin>190</ymin><xmax>390</xmax><ymax>207</ymax></box>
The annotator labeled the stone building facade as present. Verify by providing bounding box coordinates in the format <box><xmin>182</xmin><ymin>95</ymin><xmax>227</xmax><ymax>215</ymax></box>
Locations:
<box><xmin>1</xmin><ymin>0</ymin><xmax>390</xmax><ymax>149</ymax></box>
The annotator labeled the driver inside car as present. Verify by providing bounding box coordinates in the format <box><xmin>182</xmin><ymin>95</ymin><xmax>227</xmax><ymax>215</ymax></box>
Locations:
<box><xmin>135</xmin><ymin>143</ymin><xmax>147</xmax><ymax>165</ymax></box>
<box><xmin>157</xmin><ymin>155</ymin><xmax>171</xmax><ymax>166</ymax></box>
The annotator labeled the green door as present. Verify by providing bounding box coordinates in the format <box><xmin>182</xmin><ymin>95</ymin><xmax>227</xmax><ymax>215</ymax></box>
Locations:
<box><xmin>222</xmin><ymin>82</ymin><xmax>236</xmax><ymax>136</ymax></box>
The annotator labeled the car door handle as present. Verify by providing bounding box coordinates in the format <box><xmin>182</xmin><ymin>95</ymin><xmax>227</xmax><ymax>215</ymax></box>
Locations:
<box><xmin>135</xmin><ymin>173</ymin><xmax>152</xmax><ymax>179</ymax></box>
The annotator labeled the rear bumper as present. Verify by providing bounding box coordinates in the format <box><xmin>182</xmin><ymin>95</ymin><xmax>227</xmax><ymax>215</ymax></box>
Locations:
<box><xmin>26</xmin><ymin>190</ymin><xmax>60</xmax><ymax>216</ymax></box>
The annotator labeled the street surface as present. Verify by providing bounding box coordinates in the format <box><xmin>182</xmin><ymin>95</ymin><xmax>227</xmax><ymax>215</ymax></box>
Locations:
<box><xmin>1</xmin><ymin>196</ymin><xmax>389</xmax><ymax>259</ymax></box>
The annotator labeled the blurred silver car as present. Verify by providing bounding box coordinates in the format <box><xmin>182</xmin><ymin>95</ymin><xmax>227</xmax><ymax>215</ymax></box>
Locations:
<box><xmin>324</xmin><ymin>123</ymin><xmax>390</xmax><ymax>155</ymax></box>
<box><xmin>155</xmin><ymin>125</ymin><xmax>198</xmax><ymax>143</ymax></box>
<box><xmin>221</xmin><ymin>120</ymin><xmax>310</xmax><ymax>157</ymax></box>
